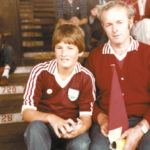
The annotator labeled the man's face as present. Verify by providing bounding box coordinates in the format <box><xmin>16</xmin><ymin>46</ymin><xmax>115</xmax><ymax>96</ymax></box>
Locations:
<box><xmin>102</xmin><ymin>6</ymin><xmax>133</xmax><ymax>46</ymax></box>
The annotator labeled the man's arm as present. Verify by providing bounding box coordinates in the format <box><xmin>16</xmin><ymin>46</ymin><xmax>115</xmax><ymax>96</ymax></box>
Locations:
<box><xmin>57</xmin><ymin>17</ymin><xmax>88</xmax><ymax>26</ymax></box>
<box><xmin>79</xmin><ymin>18</ymin><xmax>88</xmax><ymax>25</ymax></box>
<box><xmin>70</xmin><ymin>17</ymin><xmax>88</xmax><ymax>26</ymax></box>
<box><xmin>57</xmin><ymin>18</ymin><xmax>72</xmax><ymax>24</ymax></box>
<box><xmin>78</xmin><ymin>18</ymin><xmax>88</xmax><ymax>25</ymax></box>
<box><xmin>97</xmin><ymin>112</ymin><xmax>109</xmax><ymax>137</ymax></box>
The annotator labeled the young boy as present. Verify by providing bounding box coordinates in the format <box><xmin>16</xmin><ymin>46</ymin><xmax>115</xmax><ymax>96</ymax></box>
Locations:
<box><xmin>22</xmin><ymin>23</ymin><xmax>96</xmax><ymax>150</ymax></box>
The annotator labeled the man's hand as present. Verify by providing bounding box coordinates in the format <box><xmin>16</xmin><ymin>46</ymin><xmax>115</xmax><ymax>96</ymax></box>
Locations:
<box><xmin>97</xmin><ymin>112</ymin><xmax>108</xmax><ymax>137</ymax></box>
<box><xmin>121</xmin><ymin>126</ymin><xmax>144</xmax><ymax>150</ymax></box>
<box><xmin>121</xmin><ymin>119</ymin><xmax>150</xmax><ymax>150</ymax></box>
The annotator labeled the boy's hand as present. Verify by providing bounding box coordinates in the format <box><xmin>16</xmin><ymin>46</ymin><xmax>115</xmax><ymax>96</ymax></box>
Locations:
<box><xmin>47</xmin><ymin>115</ymin><xmax>76</xmax><ymax>138</ymax></box>
<box><xmin>62</xmin><ymin>118</ymin><xmax>83</xmax><ymax>139</ymax></box>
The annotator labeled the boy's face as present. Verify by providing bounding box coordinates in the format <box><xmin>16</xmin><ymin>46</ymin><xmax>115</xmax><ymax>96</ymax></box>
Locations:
<box><xmin>55</xmin><ymin>41</ymin><xmax>82</xmax><ymax>70</ymax></box>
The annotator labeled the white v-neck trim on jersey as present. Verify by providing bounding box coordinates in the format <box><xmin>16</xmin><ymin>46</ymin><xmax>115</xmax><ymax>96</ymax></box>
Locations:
<box><xmin>54</xmin><ymin>65</ymin><xmax>76</xmax><ymax>88</ymax></box>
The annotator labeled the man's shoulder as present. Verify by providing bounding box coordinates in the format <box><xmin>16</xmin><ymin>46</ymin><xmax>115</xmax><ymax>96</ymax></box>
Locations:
<box><xmin>137</xmin><ymin>42</ymin><xmax>150</xmax><ymax>60</ymax></box>
<box><xmin>80</xmin><ymin>64</ymin><xmax>94</xmax><ymax>76</ymax></box>
<box><xmin>138</xmin><ymin>42</ymin><xmax>150</xmax><ymax>52</ymax></box>
<box><xmin>89</xmin><ymin>44</ymin><xmax>105</xmax><ymax>56</ymax></box>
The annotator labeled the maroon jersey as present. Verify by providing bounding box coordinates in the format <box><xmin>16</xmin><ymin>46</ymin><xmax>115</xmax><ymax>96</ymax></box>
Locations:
<box><xmin>22</xmin><ymin>59</ymin><xmax>96</xmax><ymax>120</ymax></box>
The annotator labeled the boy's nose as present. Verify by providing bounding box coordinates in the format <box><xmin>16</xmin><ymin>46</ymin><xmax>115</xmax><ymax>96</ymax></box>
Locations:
<box><xmin>61</xmin><ymin>49</ymin><xmax>66</xmax><ymax>56</ymax></box>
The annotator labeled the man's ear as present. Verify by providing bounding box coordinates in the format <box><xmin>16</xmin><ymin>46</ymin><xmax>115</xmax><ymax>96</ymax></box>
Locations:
<box><xmin>129</xmin><ymin>17</ymin><xmax>134</xmax><ymax>30</ymax></box>
<box><xmin>78</xmin><ymin>51</ymin><xmax>84</xmax><ymax>57</ymax></box>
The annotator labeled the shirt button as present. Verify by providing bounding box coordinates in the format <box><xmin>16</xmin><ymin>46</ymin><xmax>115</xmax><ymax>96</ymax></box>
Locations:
<box><xmin>122</xmin><ymin>93</ymin><xmax>125</xmax><ymax>96</ymax></box>
<box><xmin>121</xmin><ymin>77</ymin><xmax>124</xmax><ymax>80</ymax></box>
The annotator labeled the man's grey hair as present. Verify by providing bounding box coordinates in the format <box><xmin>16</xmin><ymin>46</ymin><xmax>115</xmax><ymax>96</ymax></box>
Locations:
<box><xmin>96</xmin><ymin>0</ymin><xmax>135</xmax><ymax>24</ymax></box>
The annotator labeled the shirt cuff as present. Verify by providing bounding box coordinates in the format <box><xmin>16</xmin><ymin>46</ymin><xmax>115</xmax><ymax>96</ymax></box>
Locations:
<box><xmin>80</xmin><ymin>111</ymin><xmax>92</xmax><ymax>116</ymax></box>
<box><xmin>21</xmin><ymin>105</ymin><xmax>37</xmax><ymax>114</ymax></box>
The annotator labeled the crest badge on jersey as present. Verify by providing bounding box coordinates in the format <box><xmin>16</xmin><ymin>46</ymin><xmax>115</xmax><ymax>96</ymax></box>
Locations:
<box><xmin>68</xmin><ymin>88</ymin><xmax>80</xmax><ymax>101</ymax></box>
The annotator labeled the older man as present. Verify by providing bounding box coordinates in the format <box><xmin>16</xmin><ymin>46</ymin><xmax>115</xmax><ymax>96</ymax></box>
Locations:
<box><xmin>86</xmin><ymin>1</ymin><xmax>150</xmax><ymax>150</ymax></box>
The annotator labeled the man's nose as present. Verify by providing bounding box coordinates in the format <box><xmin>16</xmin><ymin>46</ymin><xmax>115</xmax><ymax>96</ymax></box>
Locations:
<box><xmin>112</xmin><ymin>24</ymin><xmax>118</xmax><ymax>33</ymax></box>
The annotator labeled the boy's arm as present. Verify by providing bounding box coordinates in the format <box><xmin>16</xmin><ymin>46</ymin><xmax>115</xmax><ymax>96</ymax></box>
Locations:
<box><xmin>22</xmin><ymin>109</ymin><xmax>52</xmax><ymax>123</ymax></box>
<box><xmin>78</xmin><ymin>114</ymin><xmax>92</xmax><ymax>133</ymax></box>
<box><xmin>22</xmin><ymin>109</ymin><xmax>77</xmax><ymax>138</ymax></box>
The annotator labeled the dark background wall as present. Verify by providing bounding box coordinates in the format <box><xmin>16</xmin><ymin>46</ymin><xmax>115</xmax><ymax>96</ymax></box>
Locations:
<box><xmin>0</xmin><ymin>0</ymin><xmax>21</xmax><ymax>64</ymax></box>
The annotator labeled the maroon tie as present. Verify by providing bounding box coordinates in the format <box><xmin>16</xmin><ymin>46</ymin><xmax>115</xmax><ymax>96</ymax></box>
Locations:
<box><xmin>108</xmin><ymin>65</ymin><xmax>129</xmax><ymax>133</ymax></box>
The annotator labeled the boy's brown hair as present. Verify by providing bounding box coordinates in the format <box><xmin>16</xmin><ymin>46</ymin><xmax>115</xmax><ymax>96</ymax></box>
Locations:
<box><xmin>52</xmin><ymin>23</ymin><xmax>85</xmax><ymax>53</ymax></box>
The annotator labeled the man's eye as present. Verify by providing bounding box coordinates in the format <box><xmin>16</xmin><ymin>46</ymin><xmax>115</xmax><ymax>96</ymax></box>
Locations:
<box><xmin>117</xmin><ymin>21</ymin><xmax>123</xmax><ymax>24</ymax></box>
<box><xmin>105</xmin><ymin>24</ymin><xmax>111</xmax><ymax>27</ymax></box>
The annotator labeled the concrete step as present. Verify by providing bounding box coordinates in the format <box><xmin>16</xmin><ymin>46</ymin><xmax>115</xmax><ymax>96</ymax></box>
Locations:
<box><xmin>34</xmin><ymin>12</ymin><xmax>56</xmax><ymax>18</ymax></box>
<box><xmin>21</xmin><ymin>24</ymin><xmax>42</xmax><ymax>30</ymax></box>
<box><xmin>22</xmin><ymin>31</ymin><xmax>43</xmax><ymax>38</ymax></box>
<box><xmin>0</xmin><ymin>122</ymin><xmax>28</xmax><ymax>150</ymax></box>
<box><xmin>33</xmin><ymin>7</ymin><xmax>55</xmax><ymax>12</ymax></box>
<box><xmin>0</xmin><ymin>94</ymin><xmax>23</xmax><ymax>114</ymax></box>
<box><xmin>33</xmin><ymin>3</ymin><xmax>54</xmax><ymax>8</ymax></box>
<box><xmin>22</xmin><ymin>40</ymin><xmax>44</xmax><ymax>47</ymax></box>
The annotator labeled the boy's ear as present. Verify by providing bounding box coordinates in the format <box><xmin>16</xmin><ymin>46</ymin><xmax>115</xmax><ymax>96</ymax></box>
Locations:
<box><xmin>78</xmin><ymin>51</ymin><xmax>84</xmax><ymax>57</ymax></box>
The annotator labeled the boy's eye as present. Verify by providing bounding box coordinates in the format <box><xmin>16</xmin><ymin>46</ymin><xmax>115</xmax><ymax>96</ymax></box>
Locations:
<box><xmin>67</xmin><ymin>46</ymin><xmax>74</xmax><ymax>49</ymax></box>
<box><xmin>56</xmin><ymin>46</ymin><xmax>62</xmax><ymax>49</ymax></box>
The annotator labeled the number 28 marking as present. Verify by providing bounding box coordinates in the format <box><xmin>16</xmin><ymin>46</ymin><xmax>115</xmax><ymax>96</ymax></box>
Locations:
<box><xmin>1</xmin><ymin>114</ymin><xmax>13</xmax><ymax>123</ymax></box>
